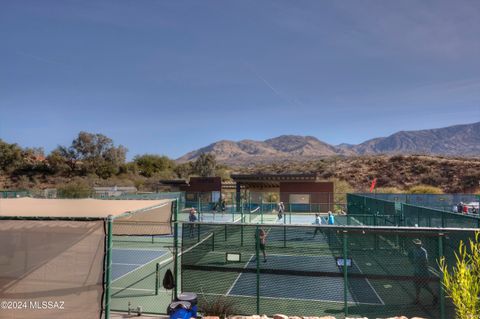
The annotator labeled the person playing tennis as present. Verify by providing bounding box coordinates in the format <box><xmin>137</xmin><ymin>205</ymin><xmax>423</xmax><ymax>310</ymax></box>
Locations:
<box><xmin>255</xmin><ymin>228</ymin><xmax>267</xmax><ymax>262</ymax></box>
<box><xmin>277</xmin><ymin>202</ymin><xmax>285</xmax><ymax>220</ymax></box>
<box><xmin>188</xmin><ymin>207</ymin><xmax>197</xmax><ymax>238</ymax></box>
<box><xmin>327</xmin><ymin>211</ymin><xmax>335</xmax><ymax>225</ymax></box>
<box><xmin>409</xmin><ymin>239</ymin><xmax>438</xmax><ymax>305</ymax></box>
<box><xmin>313</xmin><ymin>213</ymin><xmax>323</xmax><ymax>238</ymax></box>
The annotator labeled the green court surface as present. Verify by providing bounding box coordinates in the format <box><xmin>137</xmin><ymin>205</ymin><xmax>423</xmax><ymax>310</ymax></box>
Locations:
<box><xmin>110</xmin><ymin>237</ymin><xmax>177</xmax><ymax>314</ymax></box>
<box><xmin>181</xmin><ymin>224</ymin><xmax>445</xmax><ymax>318</ymax></box>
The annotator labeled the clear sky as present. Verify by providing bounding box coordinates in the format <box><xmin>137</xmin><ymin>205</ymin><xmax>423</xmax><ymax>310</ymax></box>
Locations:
<box><xmin>1</xmin><ymin>0</ymin><xmax>479</xmax><ymax>159</ymax></box>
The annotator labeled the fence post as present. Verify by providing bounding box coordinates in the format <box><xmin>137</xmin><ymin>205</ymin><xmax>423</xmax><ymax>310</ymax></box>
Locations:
<box><xmin>104</xmin><ymin>215</ymin><xmax>113</xmax><ymax>319</ymax></box>
<box><xmin>173</xmin><ymin>199</ymin><xmax>179</xmax><ymax>300</ymax></box>
<box><xmin>197</xmin><ymin>194</ymin><xmax>200</xmax><ymax>213</ymax></box>
<box><xmin>212</xmin><ymin>232</ymin><xmax>215</xmax><ymax>252</ymax></box>
<box><xmin>417</xmin><ymin>206</ymin><xmax>420</xmax><ymax>226</ymax></box>
<box><xmin>438</xmin><ymin>233</ymin><xmax>445</xmax><ymax>319</ymax></box>
<box><xmin>155</xmin><ymin>262</ymin><xmax>160</xmax><ymax>295</ymax></box>
<box><xmin>343</xmin><ymin>230</ymin><xmax>348</xmax><ymax>317</ymax></box>
<box><xmin>241</xmin><ymin>224</ymin><xmax>244</xmax><ymax>246</ymax></box>
<box><xmin>255</xmin><ymin>225</ymin><xmax>260</xmax><ymax>314</ymax></box>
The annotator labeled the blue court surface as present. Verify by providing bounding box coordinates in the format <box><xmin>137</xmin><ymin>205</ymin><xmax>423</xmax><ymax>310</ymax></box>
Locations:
<box><xmin>180</xmin><ymin>212</ymin><xmax>242</xmax><ymax>223</ymax></box>
<box><xmin>111</xmin><ymin>249</ymin><xmax>168</xmax><ymax>281</ymax></box>
<box><xmin>227</xmin><ymin>254</ymin><xmax>384</xmax><ymax>305</ymax></box>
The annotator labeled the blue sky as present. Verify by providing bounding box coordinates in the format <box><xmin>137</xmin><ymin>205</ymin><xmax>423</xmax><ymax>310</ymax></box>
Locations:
<box><xmin>1</xmin><ymin>0</ymin><xmax>479</xmax><ymax>159</ymax></box>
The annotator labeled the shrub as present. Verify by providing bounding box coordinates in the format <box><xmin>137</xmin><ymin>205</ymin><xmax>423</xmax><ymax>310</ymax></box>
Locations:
<box><xmin>198</xmin><ymin>295</ymin><xmax>237</xmax><ymax>319</ymax></box>
<box><xmin>375</xmin><ymin>187</ymin><xmax>404</xmax><ymax>194</ymax></box>
<box><xmin>57</xmin><ymin>178</ymin><xmax>93</xmax><ymax>198</ymax></box>
<box><xmin>332</xmin><ymin>179</ymin><xmax>355</xmax><ymax>204</ymax></box>
<box><xmin>408</xmin><ymin>185</ymin><xmax>444</xmax><ymax>194</ymax></box>
<box><xmin>439</xmin><ymin>232</ymin><xmax>480</xmax><ymax>319</ymax></box>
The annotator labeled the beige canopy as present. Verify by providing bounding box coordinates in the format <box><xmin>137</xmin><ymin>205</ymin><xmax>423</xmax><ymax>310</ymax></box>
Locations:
<box><xmin>0</xmin><ymin>198</ymin><xmax>175</xmax><ymax>319</ymax></box>
<box><xmin>0</xmin><ymin>198</ymin><xmax>171</xmax><ymax>219</ymax></box>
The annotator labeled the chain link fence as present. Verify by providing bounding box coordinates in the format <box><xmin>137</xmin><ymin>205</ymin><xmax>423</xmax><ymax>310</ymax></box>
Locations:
<box><xmin>348</xmin><ymin>194</ymin><xmax>480</xmax><ymax>228</ymax></box>
<box><xmin>180</xmin><ymin>222</ymin><xmax>476</xmax><ymax>319</ymax></box>
<box><xmin>357</xmin><ymin>193</ymin><xmax>479</xmax><ymax>212</ymax></box>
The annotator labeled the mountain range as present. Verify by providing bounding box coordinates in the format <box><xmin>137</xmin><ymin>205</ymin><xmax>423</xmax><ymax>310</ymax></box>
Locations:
<box><xmin>177</xmin><ymin>122</ymin><xmax>480</xmax><ymax>165</ymax></box>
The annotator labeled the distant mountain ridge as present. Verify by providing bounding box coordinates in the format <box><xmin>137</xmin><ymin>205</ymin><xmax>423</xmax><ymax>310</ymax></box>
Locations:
<box><xmin>177</xmin><ymin>122</ymin><xmax>480</xmax><ymax>165</ymax></box>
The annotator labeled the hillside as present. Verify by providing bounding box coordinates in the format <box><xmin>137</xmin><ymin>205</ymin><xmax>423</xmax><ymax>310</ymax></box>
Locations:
<box><xmin>178</xmin><ymin>122</ymin><xmax>480</xmax><ymax>165</ymax></box>
<box><xmin>236</xmin><ymin>155</ymin><xmax>480</xmax><ymax>193</ymax></box>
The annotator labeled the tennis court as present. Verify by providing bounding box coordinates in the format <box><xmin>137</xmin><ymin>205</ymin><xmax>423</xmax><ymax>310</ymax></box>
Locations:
<box><xmin>110</xmin><ymin>240</ymin><xmax>176</xmax><ymax>314</ymax></box>
<box><xmin>181</xmin><ymin>221</ymin><xmax>455</xmax><ymax>318</ymax></box>
<box><xmin>228</xmin><ymin>254</ymin><xmax>384</xmax><ymax>305</ymax></box>
<box><xmin>111</xmin><ymin>248</ymin><xmax>168</xmax><ymax>282</ymax></box>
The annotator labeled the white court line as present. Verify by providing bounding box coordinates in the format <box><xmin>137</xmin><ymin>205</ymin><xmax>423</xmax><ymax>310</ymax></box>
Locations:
<box><xmin>113</xmin><ymin>263</ymin><xmax>143</xmax><ymax>266</ymax></box>
<box><xmin>353</xmin><ymin>259</ymin><xmax>385</xmax><ymax>305</ymax></box>
<box><xmin>226</xmin><ymin>254</ymin><xmax>255</xmax><ymax>295</ymax></box>
<box><xmin>223</xmin><ymin>253</ymin><xmax>384</xmax><ymax>306</ymax></box>
<box><xmin>111</xmin><ymin>251</ymin><xmax>168</xmax><ymax>283</ymax></box>
<box><xmin>112</xmin><ymin>248</ymin><xmax>169</xmax><ymax>252</ymax></box>
<box><xmin>111</xmin><ymin>287</ymin><xmax>155</xmax><ymax>292</ymax></box>
<box><xmin>199</xmin><ymin>292</ymin><xmax>382</xmax><ymax>306</ymax></box>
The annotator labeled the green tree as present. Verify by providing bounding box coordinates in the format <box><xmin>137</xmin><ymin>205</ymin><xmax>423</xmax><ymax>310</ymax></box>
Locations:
<box><xmin>193</xmin><ymin>153</ymin><xmax>216</xmax><ymax>177</ymax></box>
<box><xmin>174</xmin><ymin>162</ymin><xmax>193</xmax><ymax>179</ymax></box>
<box><xmin>215</xmin><ymin>165</ymin><xmax>231</xmax><ymax>181</ymax></box>
<box><xmin>46</xmin><ymin>148</ymin><xmax>73</xmax><ymax>175</ymax></box>
<box><xmin>70</xmin><ymin>132</ymin><xmax>127</xmax><ymax>178</ymax></box>
<box><xmin>0</xmin><ymin>139</ymin><xmax>23</xmax><ymax>173</ymax></box>
<box><xmin>133</xmin><ymin>154</ymin><xmax>175</xmax><ymax>177</ymax></box>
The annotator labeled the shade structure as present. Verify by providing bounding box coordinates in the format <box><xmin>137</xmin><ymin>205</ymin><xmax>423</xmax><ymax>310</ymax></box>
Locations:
<box><xmin>0</xmin><ymin>198</ymin><xmax>176</xmax><ymax>319</ymax></box>
<box><xmin>0</xmin><ymin>220</ymin><xmax>105</xmax><ymax>319</ymax></box>
<box><xmin>0</xmin><ymin>198</ymin><xmax>172</xmax><ymax>219</ymax></box>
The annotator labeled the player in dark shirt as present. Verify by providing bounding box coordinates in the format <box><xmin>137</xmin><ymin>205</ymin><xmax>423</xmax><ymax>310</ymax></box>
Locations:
<box><xmin>408</xmin><ymin>239</ymin><xmax>438</xmax><ymax>304</ymax></box>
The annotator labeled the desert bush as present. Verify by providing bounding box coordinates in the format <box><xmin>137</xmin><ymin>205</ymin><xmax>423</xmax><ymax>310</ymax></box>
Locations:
<box><xmin>332</xmin><ymin>179</ymin><xmax>355</xmax><ymax>204</ymax></box>
<box><xmin>420</xmin><ymin>174</ymin><xmax>448</xmax><ymax>187</ymax></box>
<box><xmin>198</xmin><ymin>295</ymin><xmax>237</xmax><ymax>319</ymax></box>
<box><xmin>460</xmin><ymin>170</ymin><xmax>480</xmax><ymax>192</ymax></box>
<box><xmin>375</xmin><ymin>187</ymin><xmax>404</xmax><ymax>194</ymax></box>
<box><xmin>57</xmin><ymin>178</ymin><xmax>93</xmax><ymax>198</ymax></box>
<box><xmin>408</xmin><ymin>185</ymin><xmax>444</xmax><ymax>194</ymax></box>
<box><xmin>410</xmin><ymin>162</ymin><xmax>430</xmax><ymax>174</ymax></box>
<box><xmin>439</xmin><ymin>232</ymin><xmax>480</xmax><ymax>319</ymax></box>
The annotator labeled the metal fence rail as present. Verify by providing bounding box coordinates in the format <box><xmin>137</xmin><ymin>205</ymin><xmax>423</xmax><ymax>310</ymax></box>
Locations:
<box><xmin>348</xmin><ymin>194</ymin><xmax>480</xmax><ymax>228</ymax></box>
<box><xmin>357</xmin><ymin>193</ymin><xmax>479</xmax><ymax>212</ymax></box>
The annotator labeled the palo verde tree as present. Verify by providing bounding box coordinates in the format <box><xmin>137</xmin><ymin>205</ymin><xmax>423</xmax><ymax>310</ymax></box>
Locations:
<box><xmin>133</xmin><ymin>154</ymin><xmax>175</xmax><ymax>178</ymax></box>
<box><xmin>193</xmin><ymin>153</ymin><xmax>216</xmax><ymax>177</ymax></box>
<box><xmin>71</xmin><ymin>132</ymin><xmax>127</xmax><ymax>178</ymax></box>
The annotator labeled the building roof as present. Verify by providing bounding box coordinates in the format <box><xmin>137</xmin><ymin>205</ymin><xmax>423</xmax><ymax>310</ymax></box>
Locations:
<box><xmin>159</xmin><ymin>179</ymin><xmax>189</xmax><ymax>186</ymax></box>
<box><xmin>230</xmin><ymin>173</ymin><xmax>320</xmax><ymax>187</ymax></box>
<box><xmin>0</xmin><ymin>198</ymin><xmax>170</xmax><ymax>219</ymax></box>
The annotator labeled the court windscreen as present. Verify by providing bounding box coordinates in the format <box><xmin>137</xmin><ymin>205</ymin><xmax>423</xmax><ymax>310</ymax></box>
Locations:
<box><xmin>0</xmin><ymin>220</ymin><xmax>105</xmax><ymax>319</ymax></box>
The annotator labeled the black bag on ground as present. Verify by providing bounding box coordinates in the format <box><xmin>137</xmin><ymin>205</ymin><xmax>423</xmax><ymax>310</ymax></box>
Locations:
<box><xmin>163</xmin><ymin>269</ymin><xmax>175</xmax><ymax>290</ymax></box>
